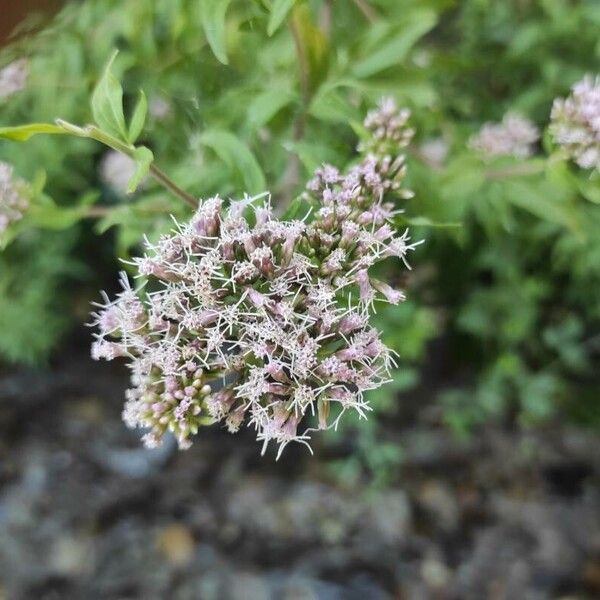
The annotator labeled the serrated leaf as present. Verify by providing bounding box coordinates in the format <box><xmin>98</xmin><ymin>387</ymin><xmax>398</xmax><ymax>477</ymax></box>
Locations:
<box><xmin>126</xmin><ymin>146</ymin><xmax>154</xmax><ymax>194</ymax></box>
<box><xmin>268</xmin><ymin>0</ymin><xmax>296</xmax><ymax>36</ymax></box>
<box><xmin>352</xmin><ymin>9</ymin><xmax>437</xmax><ymax>78</ymax></box>
<box><xmin>247</xmin><ymin>87</ymin><xmax>295</xmax><ymax>128</ymax></box>
<box><xmin>199</xmin><ymin>0</ymin><xmax>232</xmax><ymax>65</ymax></box>
<box><xmin>91</xmin><ymin>51</ymin><xmax>128</xmax><ymax>141</ymax></box>
<box><xmin>0</xmin><ymin>123</ymin><xmax>67</xmax><ymax>141</ymax></box>
<box><xmin>504</xmin><ymin>180</ymin><xmax>580</xmax><ymax>234</ymax></box>
<box><xmin>128</xmin><ymin>90</ymin><xmax>148</xmax><ymax>144</ymax></box>
<box><xmin>200</xmin><ymin>129</ymin><xmax>266</xmax><ymax>194</ymax></box>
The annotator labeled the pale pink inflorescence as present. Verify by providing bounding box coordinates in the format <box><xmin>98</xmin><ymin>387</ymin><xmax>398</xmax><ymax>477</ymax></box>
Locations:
<box><xmin>0</xmin><ymin>59</ymin><xmax>28</xmax><ymax>101</ymax></box>
<box><xmin>550</xmin><ymin>75</ymin><xmax>600</xmax><ymax>170</ymax></box>
<box><xmin>469</xmin><ymin>112</ymin><xmax>539</xmax><ymax>159</ymax></box>
<box><xmin>419</xmin><ymin>138</ymin><xmax>449</xmax><ymax>169</ymax></box>
<box><xmin>91</xmin><ymin>98</ymin><xmax>420</xmax><ymax>457</ymax></box>
<box><xmin>0</xmin><ymin>161</ymin><xmax>29</xmax><ymax>234</ymax></box>
<box><xmin>149</xmin><ymin>95</ymin><xmax>172</xmax><ymax>121</ymax></box>
<box><xmin>99</xmin><ymin>150</ymin><xmax>138</xmax><ymax>194</ymax></box>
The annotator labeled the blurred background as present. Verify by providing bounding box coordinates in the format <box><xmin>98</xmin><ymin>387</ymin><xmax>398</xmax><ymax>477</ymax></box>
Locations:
<box><xmin>1</xmin><ymin>1</ymin><xmax>599</xmax><ymax>598</ymax></box>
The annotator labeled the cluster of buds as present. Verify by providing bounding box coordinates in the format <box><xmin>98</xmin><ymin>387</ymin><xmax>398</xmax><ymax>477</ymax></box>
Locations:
<box><xmin>550</xmin><ymin>75</ymin><xmax>600</xmax><ymax>170</ymax></box>
<box><xmin>91</xmin><ymin>98</ymin><xmax>420</xmax><ymax>457</ymax></box>
<box><xmin>0</xmin><ymin>161</ymin><xmax>29</xmax><ymax>234</ymax></box>
<box><xmin>361</xmin><ymin>97</ymin><xmax>414</xmax><ymax>156</ymax></box>
<box><xmin>0</xmin><ymin>59</ymin><xmax>28</xmax><ymax>101</ymax></box>
<box><xmin>469</xmin><ymin>112</ymin><xmax>539</xmax><ymax>159</ymax></box>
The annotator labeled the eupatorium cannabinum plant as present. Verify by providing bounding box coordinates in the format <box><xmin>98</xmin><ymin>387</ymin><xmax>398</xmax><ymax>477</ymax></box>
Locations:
<box><xmin>91</xmin><ymin>98</ymin><xmax>420</xmax><ymax>457</ymax></box>
<box><xmin>0</xmin><ymin>49</ymin><xmax>427</xmax><ymax>457</ymax></box>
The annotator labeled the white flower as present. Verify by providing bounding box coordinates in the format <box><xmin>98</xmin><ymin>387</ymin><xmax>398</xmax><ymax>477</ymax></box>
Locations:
<box><xmin>99</xmin><ymin>150</ymin><xmax>138</xmax><ymax>193</ymax></box>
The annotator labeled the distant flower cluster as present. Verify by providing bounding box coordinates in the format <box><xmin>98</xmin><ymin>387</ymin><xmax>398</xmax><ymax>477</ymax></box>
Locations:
<box><xmin>361</xmin><ymin>97</ymin><xmax>414</xmax><ymax>156</ymax></box>
<box><xmin>469</xmin><ymin>113</ymin><xmax>539</xmax><ymax>159</ymax></box>
<box><xmin>0</xmin><ymin>59</ymin><xmax>28</xmax><ymax>101</ymax></box>
<box><xmin>149</xmin><ymin>95</ymin><xmax>172</xmax><ymax>121</ymax></box>
<box><xmin>550</xmin><ymin>75</ymin><xmax>600</xmax><ymax>170</ymax></box>
<box><xmin>0</xmin><ymin>162</ymin><xmax>28</xmax><ymax>234</ymax></box>
<box><xmin>91</xmin><ymin>98</ymin><xmax>420</xmax><ymax>457</ymax></box>
<box><xmin>99</xmin><ymin>150</ymin><xmax>137</xmax><ymax>194</ymax></box>
<box><xmin>419</xmin><ymin>138</ymin><xmax>449</xmax><ymax>169</ymax></box>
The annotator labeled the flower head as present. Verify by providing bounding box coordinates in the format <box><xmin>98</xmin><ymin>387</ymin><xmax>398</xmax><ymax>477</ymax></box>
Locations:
<box><xmin>0</xmin><ymin>59</ymin><xmax>28</xmax><ymax>100</ymax></box>
<box><xmin>550</xmin><ymin>75</ymin><xmax>600</xmax><ymax>169</ymax></box>
<box><xmin>469</xmin><ymin>112</ymin><xmax>539</xmax><ymax>159</ymax></box>
<box><xmin>92</xmin><ymin>100</ymin><xmax>420</xmax><ymax>457</ymax></box>
<box><xmin>0</xmin><ymin>162</ymin><xmax>29</xmax><ymax>234</ymax></box>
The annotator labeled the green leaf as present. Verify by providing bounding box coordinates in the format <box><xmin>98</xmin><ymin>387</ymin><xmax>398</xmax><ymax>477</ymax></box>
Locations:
<box><xmin>128</xmin><ymin>90</ymin><xmax>148</xmax><ymax>144</ymax></box>
<box><xmin>91</xmin><ymin>51</ymin><xmax>128</xmax><ymax>141</ymax></box>
<box><xmin>28</xmin><ymin>204</ymin><xmax>85</xmax><ymax>230</ymax></box>
<box><xmin>199</xmin><ymin>0</ymin><xmax>232</xmax><ymax>65</ymax></box>
<box><xmin>0</xmin><ymin>123</ymin><xmax>67</xmax><ymax>141</ymax></box>
<box><xmin>352</xmin><ymin>9</ymin><xmax>437</xmax><ymax>78</ymax></box>
<box><xmin>281</xmin><ymin>195</ymin><xmax>311</xmax><ymax>220</ymax></box>
<box><xmin>247</xmin><ymin>87</ymin><xmax>295</xmax><ymax>128</ymax></box>
<box><xmin>200</xmin><ymin>129</ymin><xmax>266</xmax><ymax>194</ymax></box>
<box><xmin>290</xmin><ymin>3</ymin><xmax>329</xmax><ymax>96</ymax></box>
<box><xmin>268</xmin><ymin>0</ymin><xmax>296</xmax><ymax>36</ymax></box>
<box><xmin>127</xmin><ymin>146</ymin><xmax>154</xmax><ymax>194</ymax></box>
<box><xmin>504</xmin><ymin>180</ymin><xmax>581</xmax><ymax>234</ymax></box>
<box><xmin>285</xmin><ymin>139</ymin><xmax>341</xmax><ymax>173</ymax></box>
<box><xmin>577</xmin><ymin>175</ymin><xmax>600</xmax><ymax>204</ymax></box>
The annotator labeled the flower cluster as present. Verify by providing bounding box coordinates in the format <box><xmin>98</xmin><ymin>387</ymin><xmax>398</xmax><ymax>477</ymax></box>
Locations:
<box><xmin>419</xmin><ymin>138</ymin><xmax>449</xmax><ymax>169</ymax></box>
<box><xmin>469</xmin><ymin>112</ymin><xmax>539</xmax><ymax>159</ymax></box>
<box><xmin>99</xmin><ymin>150</ymin><xmax>138</xmax><ymax>194</ymax></box>
<box><xmin>149</xmin><ymin>96</ymin><xmax>172</xmax><ymax>121</ymax></box>
<box><xmin>91</xmin><ymin>98</ymin><xmax>420</xmax><ymax>457</ymax></box>
<box><xmin>0</xmin><ymin>59</ymin><xmax>28</xmax><ymax>101</ymax></box>
<box><xmin>0</xmin><ymin>161</ymin><xmax>29</xmax><ymax>234</ymax></box>
<box><xmin>550</xmin><ymin>75</ymin><xmax>600</xmax><ymax>170</ymax></box>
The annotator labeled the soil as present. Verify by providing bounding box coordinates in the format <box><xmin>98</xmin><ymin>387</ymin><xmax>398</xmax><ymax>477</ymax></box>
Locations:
<box><xmin>0</xmin><ymin>336</ymin><xmax>599</xmax><ymax>599</ymax></box>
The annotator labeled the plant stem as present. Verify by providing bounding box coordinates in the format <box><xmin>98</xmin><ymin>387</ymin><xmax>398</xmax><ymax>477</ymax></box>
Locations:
<box><xmin>352</xmin><ymin>0</ymin><xmax>379</xmax><ymax>22</ymax></box>
<box><xmin>56</xmin><ymin>121</ymin><xmax>198</xmax><ymax>209</ymax></box>
<box><xmin>484</xmin><ymin>163</ymin><xmax>546</xmax><ymax>179</ymax></box>
<box><xmin>148</xmin><ymin>164</ymin><xmax>198</xmax><ymax>208</ymax></box>
<box><xmin>89</xmin><ymin>128</ymin><xmax>198</xmax><ymax>208</ymax></box>
<box><xmin>84</xmin><ymin>205</ymin><xmax>112</xmax><ymax>218</ymax></box>
<box><xmin>319</xmin><ymin>0</ymin><xmax>333</xmax><ymax>35</ymax></box>
<box><xmin>289</xmin><ymin>14</ymin><xmax>310</xmax><ymax>107</ymax></box>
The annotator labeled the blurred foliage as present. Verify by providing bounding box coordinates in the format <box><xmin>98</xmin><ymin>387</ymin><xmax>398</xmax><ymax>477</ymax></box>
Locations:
<box><xmin>1</xmin><ymin>0</ymin><xmax>600</xmax><ymax>480</ymax></box>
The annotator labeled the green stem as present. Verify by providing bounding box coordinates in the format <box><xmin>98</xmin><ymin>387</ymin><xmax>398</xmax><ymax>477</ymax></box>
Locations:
<box><xmin>56</xmin><ymin>120</ymin><xmax>198</xmax><ymax>209</ymax></box>
<box><xmin>484</xmin><ymin>163</ymin><xmax>546</xmax><ymax>179</ymax></box>
<box><xmin>148</xmin><ymin>164</ymin><xmax>198</xmax><ymax>208</ymax></box>
<box><xmin>352</xmin><ymin>0</ymin><xmax>379</xmax><ymax>22</ymax></box>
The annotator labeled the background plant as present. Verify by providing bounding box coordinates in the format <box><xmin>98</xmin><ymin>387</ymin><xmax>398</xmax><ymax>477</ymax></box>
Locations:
<box><xmin>1</xmin><ymin>0</ymin><xmax>599</xmax><ymax>478</ymax></box>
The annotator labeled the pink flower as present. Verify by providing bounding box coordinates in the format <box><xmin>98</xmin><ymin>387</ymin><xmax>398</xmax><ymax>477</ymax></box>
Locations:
<box><xmin>92</xmin><ymin>99</ymin><xmax>420</xmax><ymax>457</ymax></box>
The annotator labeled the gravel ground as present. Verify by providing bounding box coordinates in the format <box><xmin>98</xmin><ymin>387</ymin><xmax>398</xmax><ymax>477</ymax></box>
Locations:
<box><xmin>0</xmin><ymin>346</ymin><xmax>599</xmax><ymax>600</ymax></box>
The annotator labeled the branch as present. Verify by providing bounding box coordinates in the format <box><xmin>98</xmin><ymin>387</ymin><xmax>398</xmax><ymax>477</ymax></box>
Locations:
<box><xmin>352</xmin><ymin>0</ymin><xmax>379</xmax><ymax>23</ymax></box>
